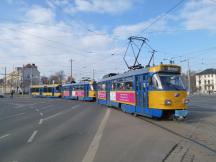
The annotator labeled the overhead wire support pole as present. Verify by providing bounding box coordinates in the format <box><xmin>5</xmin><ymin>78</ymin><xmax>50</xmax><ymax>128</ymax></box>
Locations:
<box><xmin>4</xmin><ymin>67</ymin><xmax>6</xmax><ymax>94</ymax></box>
<box><xmin>93</xmin><ymin>69</ymin><xmax>95</xmax><ymax>80</ymax></box>
<box><xmin>70</xmin><ymin>59</ymin><xmax>73</xmax><ymax>78</ymax></box>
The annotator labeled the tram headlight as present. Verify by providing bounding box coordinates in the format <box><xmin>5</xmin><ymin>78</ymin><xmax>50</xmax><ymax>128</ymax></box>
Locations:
<box><xmin>165</xmin><ymin>99</ymin><xmax>172</xmax><ymax>105</ymax></box>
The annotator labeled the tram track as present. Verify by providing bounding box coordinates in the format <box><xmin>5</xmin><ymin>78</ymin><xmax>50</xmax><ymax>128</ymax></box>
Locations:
<box><xmin>137</xmin><ymin>116</ymin><xmax>216</xmax><ymax>161</ymax></box>
<box><xmin>110</xmin><ymin>106</ymin><xmax>216</xmax><ymax>156</ymax></box>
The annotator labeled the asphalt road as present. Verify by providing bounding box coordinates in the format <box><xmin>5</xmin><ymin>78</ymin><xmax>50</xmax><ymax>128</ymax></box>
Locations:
<box><xmin>0</xmin><ymin>95</ymin><xmax>215</xmax><ymax>162</ymax></box>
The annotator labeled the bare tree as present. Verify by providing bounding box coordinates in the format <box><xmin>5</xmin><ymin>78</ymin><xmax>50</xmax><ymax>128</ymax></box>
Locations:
<box><xmin>41</xmin><ymin>76</ymin><xmax>49</xmax><ymax>84</ymax></box>
<box><xmin>49</xmin><ymin>71</ymin><xmax>65</xmax><ymax>84</ymax></box>
<box><xmin>66</xmin><ymin>76</ymin><xmax>76</xmax><ymax>83</ymax></box>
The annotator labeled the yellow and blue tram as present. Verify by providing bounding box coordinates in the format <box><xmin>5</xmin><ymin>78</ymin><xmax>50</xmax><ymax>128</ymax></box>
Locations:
<box><xmin>97</xmin><ymin>64</ymin><xmax>188</xmax><ymax>119</ymax></box>
<box><xmin>62</xmin><ymin>80</ymin><xmax>97</xmax><ymax>101</ymax></box>
<box><xmin>30</xmin><ymin>84</ymin><xmax>62</xmax><ymax>98</ymax></box>
<box><xmin>30</xmin><ymin>85</ymin><xmax>44</xmax><ymax>97</ymax></box>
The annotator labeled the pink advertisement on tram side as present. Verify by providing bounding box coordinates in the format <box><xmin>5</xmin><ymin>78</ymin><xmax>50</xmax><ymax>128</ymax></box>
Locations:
<box><xmin>75</xmin><ymin>91</ymin><xmax>84</xmax><ymax>97</ymax></box>
<box><xmin>63</xmin><ymin>91</ymin><xmax>70</xmax><ymax>97</ymax></box>
<box><xmin>110</xmin><ymin>91</ymin><xmax>136</xmax><ymax>105</ymax></box>
<box><xmin>98</xmin><ymin>91</ymin><xmax>106</xmax><ymax>100</ymax></box>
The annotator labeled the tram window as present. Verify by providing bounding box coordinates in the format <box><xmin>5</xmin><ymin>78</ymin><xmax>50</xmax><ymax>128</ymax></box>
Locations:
<box><xmin>98</xmin><ymin>83</ymin><xmax>106</xmax><ymax>91</ymax></box>
<box><xmin>152</xmin><ymin>77</ymin><xmax>159</xmax><ymax>89</ymax></box>
<box><xmin>90</xmin><ymin>84</ymin><xmax>94</xmax><ymax>91</ymax></box>
<box><xmin>120</xmin><ymin>83</ymin><xmax>125</xmax><ymax>90</ymax></box>
<box><xmin>125</xmin><ymin>82</ymin><xmax>133</xmax><ymax>90</ymax></box>
<box><xmin>44</xmin><ymin>87</ymin><xmax>48</xmax><ymax>92</ymax></box>
<box><xmin>48</xmin><ymin>87</ymin><xmax>52</xmax><ymax>92</ymax></box>
<box><xmin>102</xmin><ymin>84</ymin><xmax>106</xmax><ymax>90</ymax></box>
<box><xmin>112</xmin><ymin>82</ymin><xmax>117</xmax><ymax>90</ymax></box>
<box><xmin>151</xmin><ymin>74</ymin><xmax>162</xmax><ymax>89</ymax></box>
<box><xmin>79</xmin><ymin>86</ymin><xmax>84</xmax><ymax>90</ymax></box>
<box><xmin>56</xmin><ymin>86</ymin><xmax>61</xmax><ymax>92</ymax></box>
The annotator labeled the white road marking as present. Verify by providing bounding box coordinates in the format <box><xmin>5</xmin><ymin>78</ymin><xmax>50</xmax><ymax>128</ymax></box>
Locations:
<box><xmin>3</xmin><ymin>113</ymin><xmax>25</xmax><ymax>120</ymax></box>
<box><xmin>44</xmin><ymin>105</ymin><xmax>80</xmax><ymax>121</ymax></box>
<box><xmin>40</xmin><ymin>105</ymin><xmax>53</xmax><ymax>110</ymax></box>
<box><xmin>82</xmin><ymin>108</ymin><xmax>111</xmax><ymax>162</ymax></box>
<box><xmin>35</xmin><ymin>109</ymin><xmax>39</xmax><ymax>112</ymax></box>
<box><xmin>40</xmin><ymin>112</ymin><xmax>44</xmax><ymax>116</ymax></box>
<box><xmin>43</xmin><ymin>112</ymin><xmax>63</xmax><ymax>121</ymax></box>
<box><xmin>0</xmin><ymin>134</ymin><xmax>10</xmax><ymax>140</ymax></box>
<box><xmin>38</xmin><ymin>119</ymin><xmax>44</xmax><ymax>125</ymax></box>
<box><xmin>27</xmin><ymin>130</ymin><xmax>38</xmax><ymax>143</ymax></box>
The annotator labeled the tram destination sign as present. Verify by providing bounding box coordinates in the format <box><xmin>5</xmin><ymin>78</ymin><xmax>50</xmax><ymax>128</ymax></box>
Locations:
<box><xmin>163</xmin><ymin>66</ymin><xmax>181</xmax><ymax>73</ymax></box>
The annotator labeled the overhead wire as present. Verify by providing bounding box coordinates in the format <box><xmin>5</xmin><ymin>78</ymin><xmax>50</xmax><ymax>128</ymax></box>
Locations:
<box><xmin>141</xmin><ymin>0</ymin><xmax>186</xmax><ymax>34</ymax></box>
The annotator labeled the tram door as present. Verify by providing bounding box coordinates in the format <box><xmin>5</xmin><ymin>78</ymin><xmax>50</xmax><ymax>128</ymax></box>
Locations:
<box><xmin>136</xmin><ymin>75</ymin><xmax>148</xmax><ymax>113</ymax></box>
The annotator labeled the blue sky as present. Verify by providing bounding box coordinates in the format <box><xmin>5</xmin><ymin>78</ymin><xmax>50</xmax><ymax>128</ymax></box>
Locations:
<box><xmin>0</xmin><ymin>0</ymin><xmax>216</xmax><ymax>80</ymax></box>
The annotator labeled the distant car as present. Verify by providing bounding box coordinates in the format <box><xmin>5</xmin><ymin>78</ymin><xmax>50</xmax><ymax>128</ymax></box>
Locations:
<box><xmin>0</xmin><ymin>92</ymin><xmax>4</xmax><ymax>98</ymax></box>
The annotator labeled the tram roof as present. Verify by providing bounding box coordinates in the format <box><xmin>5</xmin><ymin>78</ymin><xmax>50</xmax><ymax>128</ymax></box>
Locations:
<box><xmin>62</xmin><ymin>80</ymin><xmax>95</xmax><ymax>87</ymax></box>
<box><xmin>31</xmin><ymin>84</ymin><xmax>61</xmax><ymax>88</ymax></box>
<box><xmin>99</xmin><ymin>64</ymin><xmax>181</xmax><ymax>82</ymax></box>
<box><xmin>99</xmin><ymin>67</ymin><xmax>149</xmax><ymax>82</ymax></box>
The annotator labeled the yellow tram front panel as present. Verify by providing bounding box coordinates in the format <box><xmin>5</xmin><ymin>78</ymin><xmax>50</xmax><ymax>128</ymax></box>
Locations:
<box><xmin>54</xmin><ymin>92</ymin><xmax>61</xmax><ymax>97</ymax></box>
<box><xmin>88</xmin><ymin>90</ymin><xmax>96</xmax><ymax>97</ymax></box>
<box><xmin>148</xmin><ymin>91</ymin><xmax>187</xmax><ymax>110</ymax></box>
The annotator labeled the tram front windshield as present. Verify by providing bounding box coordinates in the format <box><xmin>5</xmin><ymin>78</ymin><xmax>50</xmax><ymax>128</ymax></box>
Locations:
<box><xmin>159</xmin><ymin>74</ymin><xmax>185</xmax><ymax>90</ymax></box>
<box><xmin>152</xmin><ymin>74</ymin><xmax>185</xmax><ymax>90</ymax></box>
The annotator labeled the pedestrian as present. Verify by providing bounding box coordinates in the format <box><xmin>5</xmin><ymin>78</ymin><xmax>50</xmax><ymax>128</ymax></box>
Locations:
<box><xmin>10</xmin><ymin>89</ymin><xmax>14</xmax><ymax>98</ymax></box>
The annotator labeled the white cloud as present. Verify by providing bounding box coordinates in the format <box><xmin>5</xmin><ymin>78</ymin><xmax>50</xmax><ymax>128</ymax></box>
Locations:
<box><xmin>0</xmin><ymin>5</ymin><xmax>125</xmax><ymax>80</ymax></box>
<box><xmin>25</xmin><ymin>5</ymin><xmax>55</xmax><ymax>24</ymax></box>
<box><xmin>48</xmin><ymin>0</ymin><xmax>139</xmax><ymax>14</ymax></box>
<box><xmin>113</xmin><ymin>17</ymin><xmax>168</xmax><ymax>39</ymax></box>
<box><xmin>180</xmin><ymin>0</ymin><xmax>216</xmax><ymax>31</ymax></box>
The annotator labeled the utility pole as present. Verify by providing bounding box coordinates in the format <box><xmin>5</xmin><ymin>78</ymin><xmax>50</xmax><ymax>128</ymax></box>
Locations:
<box><xmin>70</xmin><ymin>59</ymin><xmax>73</xmax><ymax>79</ymax></box>
<box><xmin>22</xmin><ymin>65</ymin><xmax>24</xmax><ymax>95</ymax></box>
<box><xmin>93</xmin><ymin>69</ymin><xmax>95</xmax><ymax>80</ymax></box>
<box><xmin>4</xmin><ymin>67</ymin><xmax>6</xmax><ymax>94</ymax></box>
<box><xmin>30</xmin><ymin>64</ymin><xmax>33</xmax><ymax>95</ymax></box>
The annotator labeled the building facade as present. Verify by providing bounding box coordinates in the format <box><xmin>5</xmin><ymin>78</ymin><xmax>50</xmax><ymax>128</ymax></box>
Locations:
<box><xmin>2</xmin><ymin>64</ymin><xmax>40</xmax><ymax>93</ymax></box>
<box><xmin>195</xmin><ymin>69</ymin><xmax>216</xmax><ymax>94</ymax></box>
